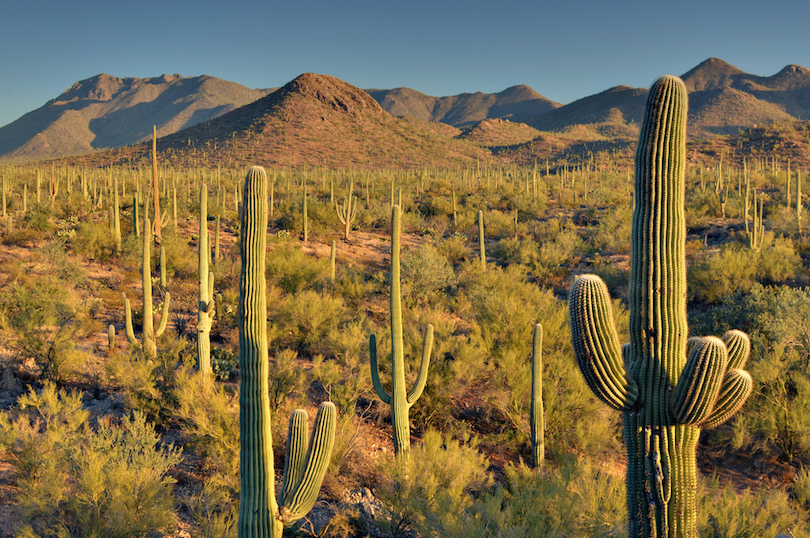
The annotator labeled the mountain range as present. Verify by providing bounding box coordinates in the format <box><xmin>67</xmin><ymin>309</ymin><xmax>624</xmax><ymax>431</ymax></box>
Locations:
<box><xmin>3</xmin><ymin>57</ymin><xmax>810</xmax><ymax>164</ymax></box>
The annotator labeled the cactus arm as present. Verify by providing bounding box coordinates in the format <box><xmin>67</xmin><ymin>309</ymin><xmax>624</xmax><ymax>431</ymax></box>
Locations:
<box><xmin>154</xmin><ymin>292</ymin><xmax>171</xmax><ymax>338</ymax></box>
<box><xmin>530</xmin><ymin>323</ymin><xmax>544</xmax><ymax>468</ymax></box>
<box><xmin>670</xmin><ymin>337</ymin><xmax>727</xmax><ymax>425</ymax></box>
<box><xmin>279</xmin><ymin>409</ymin><xmax>309</xmax><ymax>504</ymax></box>
<box><xmin>722</xmin><ymin>330</ymin><xmax>750</xmax><ymax>370</ymax></box>
<box><xmin>700</xmin><ymin>370</ymin><xmax>753</xmax><ymax>429</ymax></box>
<box><xmin>122</xmin><ymin>294</ymin><xmax>138</xmax><ymax>347</ymax></box>
<box><xmin>569</xmin><ymin>275</ymin><xmax>638</xmax><ymax>411</ymax></box>
<box><xmin>278</xmin><ymin>402</ymin><xmax>336</xmax><ymax>526</ymax></box>
<box><xmin>369</xmin><ymin>334</ymin><xmax>391</xmax><ymax>405</ymax></box>
<box><xmin>406</xmin><ymin>324</ymin><xmax>433</xmax><ymax>405</ymax></box>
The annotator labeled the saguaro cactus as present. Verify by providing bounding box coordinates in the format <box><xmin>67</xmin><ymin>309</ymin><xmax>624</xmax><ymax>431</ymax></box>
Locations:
<box><xmin>334</xmin><ymin>178</ymin><xmax>358</xmax><ymax>241</ymax></box>
<box><xmin>238</xmin><ymin>166</ymin><xmax>336</xmax><ymax>537</ymax></box>
<box><xmin>123</xmin><ymin>217</ymin><xmax>170</xmax><ymax>359</ymax></box>
<box><xmin>370</xmin><ymin>204</ymin><xmax>433</xmax><ymax>455</ymax></box>
<box><xmin>198</xmin><ymin>184</ymin><xmax>216</xmax><ymax>375</ymax></box>
<box><xmin>530</xmin><ymin>323</ymin><xmax>544</xmax><ymax>468</ymax></box>
<box><xmin>568</xmin><ymin>76</ymin><xmax>752</xmax><ymax>538</ymax></box>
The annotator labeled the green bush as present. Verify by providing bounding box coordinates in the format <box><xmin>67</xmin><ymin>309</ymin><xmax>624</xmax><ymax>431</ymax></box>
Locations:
<box><xmin>70</xmin><ymin>222</ymin><xmax>117</xmax><ymax>262</ymax></box>
<box><xmin>0</xmin><ymin>383</ymin><xmax>182</xmax><ymax>538</ymax></box>
<box><xmin>374</xmin><ymin>429</ymin><xmax>491</xmax><ymax>537</ymax></box>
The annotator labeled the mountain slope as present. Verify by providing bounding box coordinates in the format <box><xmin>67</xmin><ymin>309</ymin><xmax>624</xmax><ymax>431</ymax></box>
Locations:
<box><xmin>80</xmin><ymin>73</ymin><xmax>490</xmax><ymax>169</ymax></box>
<box><xmin>0</xmin><ymin>74</ymin><xmax>272</xmax><ymax>159</ymax></box>
<box><xmin>368</xmin><ymin>84</ymin><xmax>560</xmax><ymax>127</ymax></box>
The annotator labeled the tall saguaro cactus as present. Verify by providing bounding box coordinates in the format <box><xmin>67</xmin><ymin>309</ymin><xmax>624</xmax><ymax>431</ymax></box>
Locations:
<box><xmin>530</xmin><ymin>323</ymin><xmax>544</xmax><ymax>468</ymax></box>
<box><xmin>238</xmin><ymin>166</ymin><xmax>336</xmax><ymax>538</ymax></box>
<box><xmin>198</xmin><ymin>184</ymin><xmax>216</xmax><ymax>375</ymax></box>
<box><xmin>568</xmin><ymin>76</ymin><xmax>753</xmax><ymax>538</ymax></box>
<box><xmin>123</xmin><ymin>217</ymin><xmax>170</xmax><ymax>359</ymax></box>
<box><xmin>370</xmin><ymin>204</ymin><xmax>433</xmax><ymax>455</ymax></box>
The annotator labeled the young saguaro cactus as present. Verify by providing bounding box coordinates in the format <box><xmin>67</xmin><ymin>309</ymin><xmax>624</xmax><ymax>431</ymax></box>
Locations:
<box><xmin>123</xmin><ymin>217</ymin><xmax>170</xmax><ymax>359</ymax></box>
<box><xmin>568</xmin><ymin>76</ymin><xmax>752</xmax><ymax>538</ymax></box>
<box><xmin>197</xmin><ymin>184</ymin><xmax>216</xmax><ymax>376</ymax></box>
<box><xmin>238</xmin><ymin>166</ymin><xmax>336</xmax><ymax>537</ymax></box>
<box><xmin>370</xmin><ymin>204</ymin><xmax>433</xmax><ymax>455</ymax></box>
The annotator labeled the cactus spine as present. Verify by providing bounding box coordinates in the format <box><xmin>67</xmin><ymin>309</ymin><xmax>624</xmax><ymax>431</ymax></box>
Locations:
<box><xmin>123</xmin><ymin>217</ymin><xmax>170</xmax><ymax>359</ymax></box>
<box><xmin>530</xmin><ymin>323</ymin><xmax>544</xmax><ymax>468</ymax></box>
<box><xmin>198</xmin><ymin>184</ymin><xmax>215</xmax><ymax>376</ymax></box>
<box><xmin>370</xmin><ymin>205</ymin><xmax>433</xmax><ymax>455</ymax></box>
<box><xmin>237</xmin><ymin>166</ymin><xmax>336</xmax><ymax>537</ymax></box>
<box><xmin>568</xmin><ymin>76</ymin><xmax>752</xmax><ymax>538</ymax></box>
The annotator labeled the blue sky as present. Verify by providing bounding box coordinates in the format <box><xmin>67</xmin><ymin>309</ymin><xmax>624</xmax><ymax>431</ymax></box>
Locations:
<box><xmin>2</xmin><ymin>0</ymin><xmax>810</xmax><ymax>128</ymax></box>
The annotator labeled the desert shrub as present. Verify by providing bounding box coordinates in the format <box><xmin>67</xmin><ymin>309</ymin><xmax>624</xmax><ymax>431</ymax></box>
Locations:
<box><xmin>69</xmin><ymin>221</ymin><xmax>117</xmax><ymax>262</ymax></box>
<box><xmin>437</xmin><ymin>232</ymin><xmax>472</xmax><ymax>266</ymax></box>
<box><xmin>40</xmin><ymin>239</ymin><xmax>86</xmax><ymax>287</ymax></box>
<box><xmin>455</xmin><ymin>265</ymin><xmax>622</xmax><ymax>458</ymax></box>
<box><xmin>22</xmin><ymin>203</ymin><xmax>54</xmax><ymax>232</ymax></box>
<box><xmin>697</xmin><ymin>476</ymin><xmax>808</xmax><ymax>537</ymax></box>
<box><xmin>266</xmin><ymin>241</ymin><xmax>330</xmax><ymax>294</ymax></box>
<box><xmin>374</xmin><ymin>429</ymin><xmax>491</xmax><ymax>537</ymax></box>
<box><xmin>689</xmin><ymin>244</ymin><xmax>757</xmax><ymax>304</ymax></box>
<box><xmin>175</xmin><ymin>369</ymin><xmax>239</xmax><ymax>476</ymax></box>
<box><xmin>0</xmin><ymin>277</ymin><xmax>84</xmax><ymax>383</ymax></box>
<box><xmin>0</xmin><ymin>383</ymin><xmax>181</xmax><ymax>538</ymax></box>
<box><xmin>491</xmin><ymin>236</ymin><xmax>539</xmax><ymax>268</ymax></box>
<box><xmin>458</xmin><ymin>461</ymin><xmax>626</xmax><ymax>537</ymax></box>
<box><xmin>159</xmin><ymin>229</ymin><xmax>197</xmax><ymax>280</ymax></box>
<box><xmin>400</xmin><ymin>243</ymin><xmax>457</xmax><ymax>306</ymax></box>
<box><xmin>689</xmin><ymin>234</ymin><xmax>802</xmax><ymax>304</ymax></box>
<box><xmin>691</xmin><ymin>284</ymin><xmax>810</xmax><ymax>461</ymax></box>
<box><xmin>268</xmin><ymin>289</ymin><xmax>347</xmax><ymax>358</ymax></box>
<box><xmin>590</xmin><ymin>205</ymin><xmax>632</xmax><ymax>255</ymax></box>
<box><xmin>267</xmin><ymin>349</ymin><xmax>309</xmax><ymax>412</ymax></box>
<box><xmin>106</xmin><ymin>333</ymin><xmax>188</xmax><ymax>425</ymax></box>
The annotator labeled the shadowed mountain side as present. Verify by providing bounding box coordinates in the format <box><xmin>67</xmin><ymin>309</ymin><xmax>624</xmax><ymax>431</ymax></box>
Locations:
<box><xmin>368</xmin><ymin>84</ymin><xmax>560</xmax><ymax>127</ymax></box>
<box><xmin>524</xmin><ymin>85</ymin><xmax>648</xmax><ymax>133</ymax></box>
<box><xmin>689</xmin><ymin>87</ymin><xmax>796</xmax><ymax>135</ymax></box>
<box><xmin>0</xmin><ymin>74</ymin><xmax>272</xmax><ymax>160</ymax></box>
<box><xmin>105</xmin><ymin>73</ymin><xmax>491</xmax><ymax>169</ymax></box>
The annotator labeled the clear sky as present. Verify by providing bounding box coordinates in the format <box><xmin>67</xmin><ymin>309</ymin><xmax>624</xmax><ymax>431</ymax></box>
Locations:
<box><xmin>2</xmin><ymin>0</ymin><xmax>810</xmax><ymax>128</ymax></box>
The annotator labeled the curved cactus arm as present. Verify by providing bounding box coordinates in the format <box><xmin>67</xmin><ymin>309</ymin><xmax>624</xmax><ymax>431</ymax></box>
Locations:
<box><xmin>670</xmin><ymin>336</ymin><xmax>727</xmax><ymax>425</ymax></box>
<box><xmin>406</xmin><ymin>324</ymin><xmax>434</xmax><ymax>405</ymax></box>
<box><xmin>700</xmin><ymin>369</ymin><xmax>753</xmax><ymax>429</ymax></box>
<box><xmin>369</xmin><ymin>334</ymin><xmax>392</xmax><ymax>405</ymax></box>
<box><xmin>278</xmin><ymin>402</ymin><xmax>337</xmax><ymax>526</ymax></box>
<box><xmin>122</xmin><ymin>294</ymin><xmax>138</xmax><ymax>347</ymax></box>
<box><xmin>154</xmin><ymin>292</ymin><xmax>171</xmax><ymax>338</ymax></box>
<box><xmin>279</xmin><ymin>409</ymin><xmax>309</xmax><ymax>504</ymax></box>
<box><xmin>722</xmin><ymin>330</ymin><xmax>750</xmax><ymax>370</ymax></box>
<box><xmin>569</xmin><ymin>274</ymin><xmax>638</xmax><ymax>411</ymax></box>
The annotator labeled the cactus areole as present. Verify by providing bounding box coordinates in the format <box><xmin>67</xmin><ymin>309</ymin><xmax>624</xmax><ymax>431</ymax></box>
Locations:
<box><xmin>569</xmin><ymin>76</ymin><xmax>752</xmax><ymax>537</ymax></box>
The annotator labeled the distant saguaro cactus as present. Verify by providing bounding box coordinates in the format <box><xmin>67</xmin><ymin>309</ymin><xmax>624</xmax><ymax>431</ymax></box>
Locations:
<box><xmin>568</xmin><ymin>76</ymin><xmax>752</xmax><ymax>538</ymax></box>
<box><xmin>370</xmin><ymin>204</ymin><xmax>433</xmax><ymax>455</ymax></box>
<box><xmin>238</xmin><ymin>166</ymin><xmax>336</xmax><ymax>537</ymax></box>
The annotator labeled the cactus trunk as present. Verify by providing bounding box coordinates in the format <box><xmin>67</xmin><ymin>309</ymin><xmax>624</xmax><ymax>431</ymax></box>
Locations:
<box><xmin>198</xmin><ymin>184</ymin><xmax>215</xmax><ymax>376</ymax></box>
